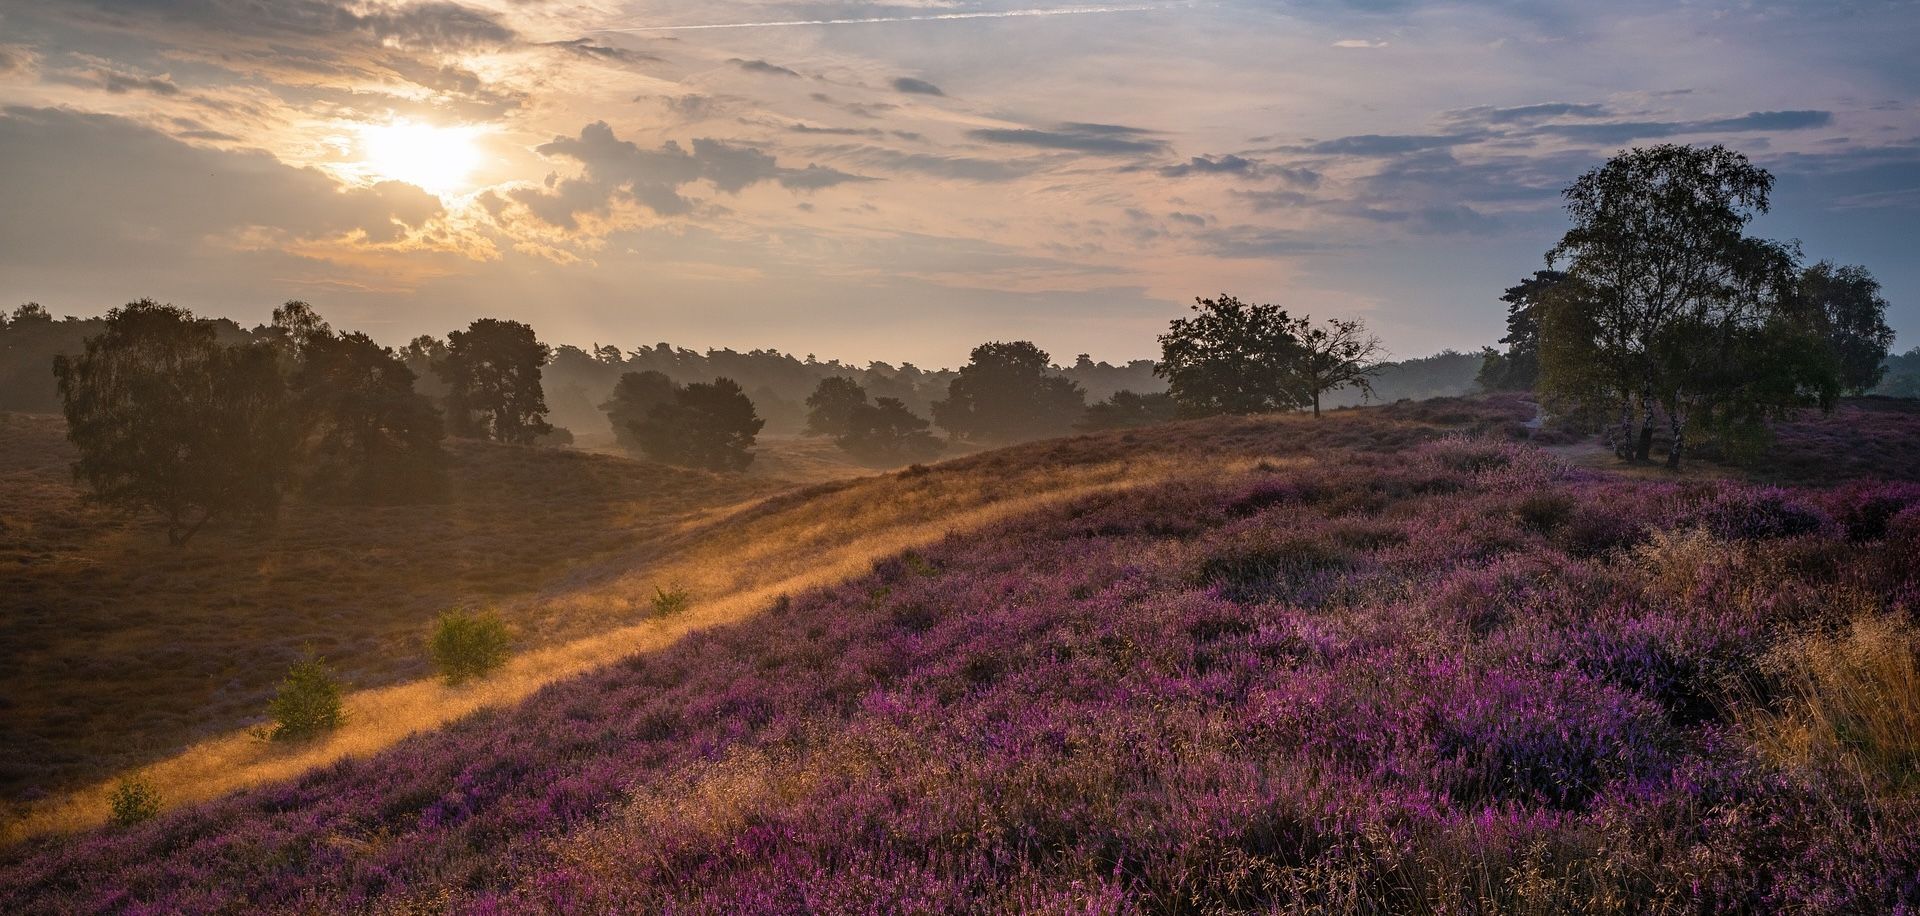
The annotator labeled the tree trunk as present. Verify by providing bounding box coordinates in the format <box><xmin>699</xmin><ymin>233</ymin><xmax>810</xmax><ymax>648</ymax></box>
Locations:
<box><xmin>1666</xmin><ymin>409</ymin><xmax>1686</xmax><ymax>469</ymax></box>
<box><xmin>1634</xmin><ymin>393</ymin><xmax>1656</xmax><ymax>463</ymax></box>
<box><xmin>1614</xmin><ymin>397</ymin><xmax>1636</xmax><ymax>460</ymax></box>
<box><xmin>1312</xmin><ymin>391</ymin><xmax>1321</xmax><ymax>418</ymax></box>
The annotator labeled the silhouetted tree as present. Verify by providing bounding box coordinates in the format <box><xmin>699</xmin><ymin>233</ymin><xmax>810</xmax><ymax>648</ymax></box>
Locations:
<box><xmin>634</xmin><ymin>377</ymin><xmax>764</xmax><ymax>471</ymax></box>
<box><xmin>838</xmin><ymin>397</ymin><xmax>943</xmax><ymax>462</ymax></box>
<box><xmin>1077</xmin><ymin>390</ymin><xmax>1180</xmax><ymax>431</ymax></box>
<box><xmin>265</xmin><ymin>299</ymin><xmax>332</xmax><ymax>365</ymax></box>
<box><xmin>399</xmin><ymin>334</ymin><xmax>450</xmax><ymax>400</ymax></box>
<box><xmin>1541</xmin><ymin>144</ymin><xmax>1833</xmax><ymax>467</ymax></box>
<box><xmin>1476</xmin><ymin>271</ymin><xmax>1564</xmax><ymax>391</ymax></box>
<box><xmin>437</xmin><ymin>319</ymin><xmax>552</xmax><ymax>444</ymax></box>
<box><xmin>805</xmin><ymin>376</ymin><xmax>868</xmax><ymax>437</ymax></box>
<box><xmin>53</xmin><ymin>300</ymin><xmax>295</xmax><ymax>544</ymax></box>
<box><xmin>1155</xmin><ymin>295</ymin><xmax>1307</xmax><ymax>416</ymax></box>
<box><xmin>1798</xmin><ymin>261</ymin><xmax>1895</xmax><ymax>395</ymax></box>
<box><xmin>931</xmin><ymin>341</ymin><xmax>1085</xmax><ymax>442</ymax></box>
<box><xmin>600</xmin><ymin>370</ymin><xmax>676</xmax><ymax>453</ymax></box>
<box><xmin>1292</xmin><ymin>315</ymin><xmax>1385</xmax><ymax>417</ymax></box>
<box><xmin>292</xmin><ymin>330</ymin><xmax>447</xmax><ymax>503</ymax></box>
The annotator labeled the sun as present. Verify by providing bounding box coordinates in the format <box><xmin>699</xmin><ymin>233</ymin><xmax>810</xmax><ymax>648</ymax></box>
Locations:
<box><xmin>356</xmin><ymin>119</ymin><xmax>485</xmax><ymax>195</ymax></box>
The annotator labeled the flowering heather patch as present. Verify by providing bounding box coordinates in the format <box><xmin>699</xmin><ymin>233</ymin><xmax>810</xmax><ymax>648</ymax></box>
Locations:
<box><xmin>4</xmin><ymin>428</ymin><xmax>1919</xmax><ymax>913</ymax></box>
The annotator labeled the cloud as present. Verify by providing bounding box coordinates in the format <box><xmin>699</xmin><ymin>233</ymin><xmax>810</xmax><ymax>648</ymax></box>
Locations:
<box><xmin>1536</xmin><ymin>109</ymin><xmax>1834</xmax><ymax>144</ymax></box>
<box><xmin>1295</xmin><ymin>133</ymin><xmax>1487</xmax><ymax>156</ymax></box>
<box><xmin>511</xmin><ymin>121</ymin><xmax>867</xmax><ymax>229</ymax></box>
<box><xmin>1447</xmin><ymin>102</ymin><xmax>1613</xmax><ymax>124</ymax></box>
<box><xmin>728</xmin><ymin>57</ymin><xmax>801</xmax><ymax>77</ymax></box>
<box><xmin>542</xmin><ymin>38</ymin><xmax>661</xmax><ymax>64</ymax></box>
<box><xmin>1194</xmin><ymin>225</ymin><xmax>1333</xmax><ymax>259</ymax></box>
<box><xmin>1157</xmin><ymin>154</ymin><xmax>1260</xmax><ymax>177</ymax></box>
<box><xmin>968</xmin><ymin>122</ymin><xmax>1167</xmax><ymax>155</ymax></box>
<box><xmin>47</xmin><ymin>67</ymin><xmax>183</xmax><ymax>96</ymax></box>
<box><xmin>891</xmin><ymin>77</ymin><xmax>945</xmax><ymax>96</ymax></box>
<box><xmin>808</xmin><ymin>145</ymin><xmax>1043</xmax><ymax>182</ymax></box>
<box><xmin>1333</xmin><ymin>39</ymin><xmax>1388</xmax><ymax>48</ymax></box>
<box><xmin>0</xmin><ymin>106</ymin><xmax>447</xmax><ymax>270</ymax></box>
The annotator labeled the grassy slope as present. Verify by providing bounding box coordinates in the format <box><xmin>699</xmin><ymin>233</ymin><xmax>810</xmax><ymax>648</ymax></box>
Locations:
<box><xmin>0</xmin><ymin>413</ymin><xmax>787</xmax><ymax>806</ymax></box>
<box><xmin>5</xmin><ymin>396</ymin><xmax>1919</xmax><ymax>912</ymax></box>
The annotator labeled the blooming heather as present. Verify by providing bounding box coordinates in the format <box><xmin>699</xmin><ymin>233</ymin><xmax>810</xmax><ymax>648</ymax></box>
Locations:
<box><xmin>3</xmin><ymin>426</ymin><xmax>1919</xmax><ymax>913</ymax></box>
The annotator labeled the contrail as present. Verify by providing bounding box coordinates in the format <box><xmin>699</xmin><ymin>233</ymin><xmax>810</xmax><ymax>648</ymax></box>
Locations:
<box><xmin>592</xmin><ymin>4</ymin><xmax>1171</xmax><ymax>33</ymax></box>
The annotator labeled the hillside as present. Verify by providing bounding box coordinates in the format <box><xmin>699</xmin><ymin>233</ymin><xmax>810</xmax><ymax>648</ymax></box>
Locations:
<box><xmin>3</xmin><ymin>396</ymin><xmax>1917</xmax><ymax>911</ymax></box>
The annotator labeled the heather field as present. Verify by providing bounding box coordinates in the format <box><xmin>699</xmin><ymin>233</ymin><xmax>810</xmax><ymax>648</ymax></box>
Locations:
<box><xmin>4</xmin><ymin>398</ymin><xmax>1919</xmax><ymax>913</ymax></box>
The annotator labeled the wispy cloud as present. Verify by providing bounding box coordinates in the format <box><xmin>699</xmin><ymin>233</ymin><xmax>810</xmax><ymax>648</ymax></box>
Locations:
<box><xmin>593</xmin><ymin>4</ymin><xmax>1174</xmax><ymax>33</ymax></box>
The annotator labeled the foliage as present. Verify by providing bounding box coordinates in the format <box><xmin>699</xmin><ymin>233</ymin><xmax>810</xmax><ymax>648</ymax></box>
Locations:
<box><xmin>437</xmin><ymin>319</ymin><xmax>553</xmax><ymax>444</ymax></box>
<box><xmin>1155</xmin><ymin>294</ymin><xmax>1308</xmax><ymax>416</ymax></box>
<box><xmin>291</xmin><ymin>327</ymin><xmax>447</xmax><ymax>503</ymax></box>
<box><xmin>835</xmin><ymin>396</ymin><xmax>943</xmax><ymax>463</ymax></box>
<box><xmin>1077</xmin><ymin>389</ymin><xmax>1180</xmax><ymax>431</ymax></box>
<box><xmin>262</xmin><ymin>653</ymin><xmax>344</xmax><ymax>742</ymax></box>
<box><xmin>1540</xmin><ymin>144</ymin><xmax>1843</xmax><ymax>467</ymax></box>
<box><xmin>599</xmin><ymin>370</ymin><xmax>675</xmax><ymax>453</ymax></box>
<box><xmin>931</xmin><ymin>341</ymin><xmax>1086</xmax><ymax>442</ymax></box>
<box><xmin>52</xmin><ymin>300</ymin><xmax>296</xmax><ymax>545</ymax></box>
<box><xmin>428</xmin><ymin>610</ymin><xmax>512</xmax><ymax>686</ymax></box>
<box><xmin>1476</xmin><ymin>270</ymin><xmax>1564</xmax><ymax>391</ymax></box>
<box><xmin>650</xmin><ymin>585</ymin><xmax>692</xmax><ymax>618</ymax></box>
<box><xmin>106</xmin><ymin>778</ymin><xmax>159</xmax><ymax>828</ymax></box>
<box><xmin>633</xmin><ymin>377</ymin><xmax>765</xmax><ymax>471</ymax></box>
<box><xmin>1291</xmin><ymin>314</ymin><xmax>1385</xmax><ymax>417</ymax></box>
<box><xmin>1798</xmin><ymin>261</ymin><xmax>1895</xmax><ymax>395</ymax></box>
<box><xmin>803</xmin><ymin>376</ymin><xmax>868</xmax><ymax>438</ymax></box>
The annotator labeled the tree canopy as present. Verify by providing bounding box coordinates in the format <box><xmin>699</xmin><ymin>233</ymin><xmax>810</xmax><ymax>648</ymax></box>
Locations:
<box><xmin>53</xmin><ymin>300</ymin><xmax>296</xmax><ymax>544</ymax></box>
<box><xmin>804</xmin><ymin>376</ymin><xmax>869</xmax><ymax>438</ymax></box>
<box><xmin>600</xmin><ymin>370</ymin><xmax>676</xmax><ymax>454</ymax></box>
<box><xmin>931</xmin><ymin>341</ymin><xmax>1086</xmax><ymax>443</ymax></box>
<box><xmin>438</xmin><ymin>319</ymin><xmax>553</xmax><ymax>444</ymax></box>
<box><xmin>632</xmin><ymin>377</ymin><xmax>765</xmax><ymax>472</ymax></box>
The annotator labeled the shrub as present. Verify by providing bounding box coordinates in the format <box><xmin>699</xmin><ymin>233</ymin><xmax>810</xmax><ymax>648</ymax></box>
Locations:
<box><xmin>1742</xmin><ymin>615</ymin><xmax>1920</xmax><ymax>790</ymax></box>
<box><xmin>650</xmin><ymin>585</ymin><xmax>692</xmax><ymax>618</ymax></box>
<box><xmin>1686</xmin><ymin>487</ymin><xmax>1828</xmax><ymax>542</ymax></box>
<box><xmin>107</xmin><ymin>777</ymin><xmax>160</xmax><ymax>827</ymax></box>
<box><xmin>264</xmin><ymin>654</ymin><xmax>344</xmax><ymax>741</ymax></box>
<box><xmin>429</xmin><ymin>610</ymin><xmax>512</xmax><ymax>686</ymax></box>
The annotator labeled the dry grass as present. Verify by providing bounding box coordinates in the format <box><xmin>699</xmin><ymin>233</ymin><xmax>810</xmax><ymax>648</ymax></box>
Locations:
<box><xmin>1741</xmin><ymin>613</ymin><xmax>1920</xmax><ymax>793</ymax></box>
<box><xmin>0</xmin><ymin>395</ymin><xmax>1530</xmax><ymax>842</ymax></box>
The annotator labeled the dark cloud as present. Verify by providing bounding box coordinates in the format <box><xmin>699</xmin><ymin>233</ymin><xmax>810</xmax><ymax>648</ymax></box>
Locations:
<box><xmin>891</xmin><ymin>77</ymin><xmax>944</xmax><ymax>96</ymax></box>
<box><xmin>0</xmin><ymin>49</ymin><xmax>19</xmax><ymax>75</ymax></box>
<box><xmin>1231</xmin><ymin>188</ymin><xmax>1312</xmax><ymax>211</ymax></box>
<box><xmin>728</xmin><ymin>58</ymin><xmax>800</xmax><ymax>78</ymax></box>
<box><xmin>513</xmin><ymin>122</ymin><xmax>866</xmax><ymax>229</ymax></box>
<box><xmin>62</xmin><ymin>0</ymin><xmax>517</xmax><ymax>51</ymax></box>
<box><xmin>541</xmin><ymin>38</ymin><xmax>661</xmax><ymax>64</ymax></box>
<box><xmin>1535</xmin><ymin>109</ymin><xmax>1834</xmax><ymax>144</ymax></box>
<box><xmin>1449</xmin><ymin>102</ymin><xmax>1613</xmax><ymax>124</ymax></box>
<box><xmin>1297</xmin><ymin>133</ymin><xmax>1488</xmax><ymax>156</ymax></box>
<box><xmin>1157</xmin><ymin>154</ymin><xmax>1259</xmax><ymax>177</ymax></box>
<box><xmin>968</xmin><ymin>122</ymin><xmax>1167</xmax><ymax>155</ymax></box>
<box><xmin>811</xmin><ymin>145</ymin><xmax>1042</xmax><ymax>182</ymax></box>
<box><xmin>0</xmin><ymin>106</ymin><xmax>443</xmax><ymax>269</ymax></box>
<box><xmin>789</xmin><ymin>123</ymin><xmax>886</xmax><ymax>138</ymax></box>
<box><xmin>48</xmin><ymin>67</ymin><xmax>182</xmax><ymax>96</ymax></box>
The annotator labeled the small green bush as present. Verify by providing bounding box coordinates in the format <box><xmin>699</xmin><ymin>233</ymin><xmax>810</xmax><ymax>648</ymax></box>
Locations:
<box><xmin>429</xmin><ymin>609</ymin><xmax>512</xmax><ymax>686</ymax></box>
<box><xmin>651</xmin><ymin>585</ymin><xmax>692</xmax><ymax>618</ymax></box>
<box><xmin>265</xmin><ymin>653</ymin><xmax>344</xmax><ymax>741</ymax></box>
<box><xmin>107</xmin><ymin>777</ymin><xmax>160</xmax><ymax>827</ymax></box>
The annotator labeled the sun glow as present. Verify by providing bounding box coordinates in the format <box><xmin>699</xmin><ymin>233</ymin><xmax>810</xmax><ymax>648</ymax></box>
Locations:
<box><xmin>356</xmin><ymin>119</ymin><xmax>485</xmax><ymax>195</ymax></box>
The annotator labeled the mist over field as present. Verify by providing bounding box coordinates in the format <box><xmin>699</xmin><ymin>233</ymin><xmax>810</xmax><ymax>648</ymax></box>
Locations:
<box><xmin>4</xmin><ymin>1</ymin><xmax>1920</xmax><ymax>912</ymax></box>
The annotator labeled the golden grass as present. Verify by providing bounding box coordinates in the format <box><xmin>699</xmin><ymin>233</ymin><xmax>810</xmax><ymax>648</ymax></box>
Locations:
<box><xmin>1741</xmin><ymin>613</ymin><xmax>1920</xmax><ymax>792</ymax></box>
<box><xmin>1</xmin><ymin>446</ymin><xmax>1274</xmax><ymax>841</ymax></box>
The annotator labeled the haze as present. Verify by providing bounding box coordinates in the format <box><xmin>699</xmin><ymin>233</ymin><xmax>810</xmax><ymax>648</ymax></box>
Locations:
<box><xmin>1</xmin><ymin>0</ymin><xmax>1916</xmax><ymax>365</ymax></box>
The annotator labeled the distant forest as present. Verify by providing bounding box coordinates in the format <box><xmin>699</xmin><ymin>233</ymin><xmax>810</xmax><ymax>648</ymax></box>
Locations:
<box><xmin>0</xmin><ymin>303</ymin><xmax>1528</xmax><ymax>437</ymax></box>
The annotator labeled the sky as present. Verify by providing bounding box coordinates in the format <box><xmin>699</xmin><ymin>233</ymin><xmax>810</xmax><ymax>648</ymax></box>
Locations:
<box><xmin>0</xmin><ymin>0</ymin><xmax>1916</xmax><ymax>368</ymax></box>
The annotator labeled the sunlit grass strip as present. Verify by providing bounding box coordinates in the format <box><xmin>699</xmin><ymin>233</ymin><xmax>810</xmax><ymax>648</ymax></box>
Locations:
<box><xmin>0</xmin><ymin>452</ymin><xmax>1250</xmax><ymax>842</ymax></box>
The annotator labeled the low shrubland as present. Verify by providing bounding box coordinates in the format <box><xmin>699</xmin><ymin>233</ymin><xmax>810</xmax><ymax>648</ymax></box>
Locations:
<box><xmin>3</xmin><ymin>419</ymin><xmax>1917</xmax><ymax>912</ymax></box>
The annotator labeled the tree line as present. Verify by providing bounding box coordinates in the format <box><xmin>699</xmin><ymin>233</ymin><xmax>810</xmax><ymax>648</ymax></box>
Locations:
<box><xmin>9</xmin><ymin>141</ymin><xmax>1909</xmax><ymax>541</ymax></box>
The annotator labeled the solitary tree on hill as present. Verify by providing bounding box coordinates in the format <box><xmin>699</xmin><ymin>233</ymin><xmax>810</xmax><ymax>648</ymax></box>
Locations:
<box><xmin>837</xmin><ymin>396</ymin><xmax>942</xmax><ymax>463</ymax></box>
<box><xmin>1155</xmin><ymin>295</ymin><xmax>1308</xmax><ymax>416</ymax></box>
<box><xmin>437</xmin><ymin>318</ymin><xmax>553</xmax><ymax>444</ymax></box>
<box><xmin>600</xmin><ymin>370</ymin><xmax>677</xmax><ymax>453</ymax></box>
<box><xmin>804</xmin><ymin>376</ymin><xmax>868</xmax><ymax>438</ymax></box>
<box><xmin>54</xmin><ymin>300</ymin><xmax>296</xmax><ymax>544</ymax></box>
<box><xmin>931</xmin><ymin>341</ymin><xmax>1085</xmax><ymax>442</ymax></box>
<box><xmin>634</xmin><ymin>377</ymin><xmax>765</xmax><ymax>471</ymax></box>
